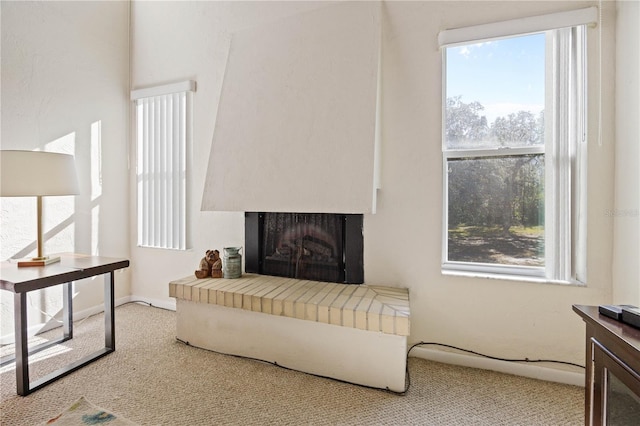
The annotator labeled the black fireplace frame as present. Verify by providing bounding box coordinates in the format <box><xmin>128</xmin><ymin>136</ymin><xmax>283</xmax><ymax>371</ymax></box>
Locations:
<box><xmin>244</xmin><ymin>212</ymin><xmax>363</xmax><ymax>284</ymax></box>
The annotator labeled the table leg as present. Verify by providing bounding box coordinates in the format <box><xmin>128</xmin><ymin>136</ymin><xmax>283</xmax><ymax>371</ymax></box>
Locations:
<box><xmin>63</xmin><ymin>282</ymin><xmax>73</xmax><ymax>339</ymax></box>
<box><xmin>585</xmin><ymin>325</ymin><xmax>595</xmax><ymax>426</ymax></box>
<box><xmin>14</xmin><ymin>292</ymin><xmax>29</xmax><ymax>396</ymax></box>
<box><xmin>104</xmin><ymin>272</ymin><xmax>115</xmax><ymax>350</ymax></box>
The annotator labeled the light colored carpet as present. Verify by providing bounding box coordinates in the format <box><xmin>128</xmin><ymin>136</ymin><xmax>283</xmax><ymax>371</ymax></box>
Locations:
<box><xmin>1</xmin><ymin>303</ymin><xmax>583</xmax><ymax>425</ymax></box>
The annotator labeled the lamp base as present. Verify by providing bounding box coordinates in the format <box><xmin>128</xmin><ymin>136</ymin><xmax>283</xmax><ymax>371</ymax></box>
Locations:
<box><xmin>17</xmin><ymin>256</ymin><xmax>61</xmax><ymax>267</ymax></box>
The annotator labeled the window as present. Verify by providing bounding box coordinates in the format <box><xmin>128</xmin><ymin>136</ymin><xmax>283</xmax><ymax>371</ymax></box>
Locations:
<box><xmin>132</xmin><ymin>81</ymin><xmax>195</xmax><ymax>250</ymax></box>
<box><xmin>440</xmin><ymin>9</ymin><xmax>596</xmax><ymax>282</ymax></box>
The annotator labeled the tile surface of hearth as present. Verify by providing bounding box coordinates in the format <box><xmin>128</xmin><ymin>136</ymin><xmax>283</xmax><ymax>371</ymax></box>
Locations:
<box><xmin>169</xmin><ymin>274</ymin><xmax>409</xmax><ymax>336</ymax></box>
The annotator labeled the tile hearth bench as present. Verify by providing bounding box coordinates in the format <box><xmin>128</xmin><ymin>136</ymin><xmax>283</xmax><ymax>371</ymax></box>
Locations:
<box><xmin>169</xmin><ymin>274</ymin><xmax>410</xmax><ymax>392</ymax></box>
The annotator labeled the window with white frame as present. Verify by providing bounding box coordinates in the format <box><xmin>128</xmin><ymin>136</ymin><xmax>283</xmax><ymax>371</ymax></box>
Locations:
<box><xmin>440</xmin><ymin>8</ymin><xmax>596</xmax><ymax>282</ymax></box>
<box><xmin>132</xmin><ymin>81</ymin><xmax>195</xmax><ymax>250</ymax></box>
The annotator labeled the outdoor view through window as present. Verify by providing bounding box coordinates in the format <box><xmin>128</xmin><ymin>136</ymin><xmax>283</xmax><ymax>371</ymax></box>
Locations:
<box><xmin>444</xmin><ymin>33</ymin><xmax>546</xmax><ymax>269</ymax></box>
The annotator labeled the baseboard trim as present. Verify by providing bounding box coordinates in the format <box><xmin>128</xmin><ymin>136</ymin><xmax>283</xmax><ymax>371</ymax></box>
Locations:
<box><xmin>128</xmin><ymin>295</ymin><xmax>176</xmax><ymax>312</ymax></box>
<box><xmin>0</xmin><ymin>296</ymin><xmax>130</xmax><ymax>345</ymax></box>
<box><xmin>410</xmin><ymin>346</ymin><xmax>585</xmax><ymax>387</ymax></box>
<box><xmin>0</xmin><ymin>295</ymin><xmax>175</xmax><ymax>345</ymax></box>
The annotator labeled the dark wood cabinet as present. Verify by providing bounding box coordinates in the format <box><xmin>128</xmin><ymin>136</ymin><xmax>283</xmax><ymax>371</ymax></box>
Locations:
<box><xmin>573</xmin><ymin>305</ymin><xmax>640</xmax><ymax>425</ymax></box>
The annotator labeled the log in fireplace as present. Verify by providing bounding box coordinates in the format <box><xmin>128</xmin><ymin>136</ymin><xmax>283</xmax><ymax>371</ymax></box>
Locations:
<box><xmin>245</xmin><ymin>212</ymin><xmax>363</xmax><ymax>284</ymax></box>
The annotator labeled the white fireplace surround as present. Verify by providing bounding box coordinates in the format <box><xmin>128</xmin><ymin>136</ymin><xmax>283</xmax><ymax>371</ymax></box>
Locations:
<box><xmin>201</xmin><ymin>2</ymin><xmax>381</xmax><ymax>214</ymax></box>
<box><xmin>170</xmin><ymin>274</ymin><xmax>410</xmax><ymax>392</ymax></box>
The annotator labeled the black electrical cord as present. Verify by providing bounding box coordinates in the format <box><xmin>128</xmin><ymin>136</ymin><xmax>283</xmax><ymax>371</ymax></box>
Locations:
<box><xmin>174</xmin><ymin>337</ymin><xmax>584</xmax><ymax>396</ymax></box>
<box><xmin>403</xmin><ymin>342</ymin><xmax>585</xmax><ymax>394</ymax></box>
<box><xmin>408</xmin><ymin>342</ymin><xmax>586</xmax><ymax>369</ymax></box>
<box><xmin>175</xmin><ymin>337</ymin><xmax>407</xmax><ymax>395</ymax></box>
<box><xmin>124</xmin><ymin>300</ymin><xmax>175</xmax><ymax>312</ymax></box>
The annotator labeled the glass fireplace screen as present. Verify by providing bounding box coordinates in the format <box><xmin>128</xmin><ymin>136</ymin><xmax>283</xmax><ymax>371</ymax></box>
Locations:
<box><xmin>245</xmin><ymin>212</ymin><xmax>363</xmax><ymax>284</ymax></box>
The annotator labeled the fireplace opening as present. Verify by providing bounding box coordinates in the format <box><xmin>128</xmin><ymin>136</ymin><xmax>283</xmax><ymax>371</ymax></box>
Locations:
<box><xmin>245</xmin><ymin>212</ymin><xmax>363</xmax><ymax>284</ymax></box>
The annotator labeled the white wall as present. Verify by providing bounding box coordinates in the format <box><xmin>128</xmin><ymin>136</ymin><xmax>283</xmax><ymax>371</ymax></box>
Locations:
<box><xmin>613</xmin><ymin>0</ymin><xmax>640</xmax><ymax>306</ymax></box>
<box><xmin>0</xmin><ymin>1</ymin><xmax>130</xmax><ymax>338</ymax></box>
<box><xmin>2</xmin><ymin>0</ymin><xmax>632</xmax><ymax>380</ymax></box>
<box><xmin>129</xmin><ymin>0</ymin><xmax>625</xmax><ymax>372</ymax></box>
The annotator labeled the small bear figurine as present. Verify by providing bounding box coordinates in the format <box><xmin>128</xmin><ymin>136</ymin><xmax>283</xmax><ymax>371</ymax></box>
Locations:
<box><xmin>195</xmin><ymin>249</ymin><xmax>222</xmax><ymax>279</ymax></box>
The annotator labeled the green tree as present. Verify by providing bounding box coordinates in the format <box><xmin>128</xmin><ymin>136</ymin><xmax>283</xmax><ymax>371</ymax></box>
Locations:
<box><xmin>488</xmin><ymin>110</ymin><xmax>543</xmax><ymax>234</ymax></box>
<box><xmin>491</xmin><ymin>110</ymin><xmax>542</xmax><ymax>146</ymax></box>
<box><xmin>446</xmin><ymin>98</ymin><xmax>544</xmax><ymax>234</ymax></box>
<box><xmin>445</xmin><ymin>96</ymin><xmax>488</xmax><ymax>146</ymax></box>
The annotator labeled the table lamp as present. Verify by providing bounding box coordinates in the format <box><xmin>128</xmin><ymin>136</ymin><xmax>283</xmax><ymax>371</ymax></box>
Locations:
<box><xmin>0</xmin><ymin>150</ymin><xmax>80</xmax><ymax>266</ymax></box>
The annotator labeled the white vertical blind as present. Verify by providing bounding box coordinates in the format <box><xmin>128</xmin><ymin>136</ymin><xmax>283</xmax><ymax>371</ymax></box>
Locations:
<box><xmin>544</xmin><ymin>26</ymin><xmax>588</xmax><ymax>283</ymax></box>
<box><xmin>135</xmin><ymin>83</ymin><xmax>192</xmax><ymax>250</ymax></box>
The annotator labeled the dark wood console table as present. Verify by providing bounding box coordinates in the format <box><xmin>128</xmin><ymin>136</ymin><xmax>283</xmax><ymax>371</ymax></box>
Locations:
<box><xmin>573</xmin><ymin>305</ymin><xmax>640</xmax><ymax>425</ymax></box>
<box><xmin>0</xmin><ymin>253</ymin><xmax>130</xmax><ymax>395</ymax></box>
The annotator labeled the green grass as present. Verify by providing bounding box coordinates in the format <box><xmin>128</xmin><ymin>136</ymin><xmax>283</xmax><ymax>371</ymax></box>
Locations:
<box><xmin>448</xmin><ymin>224</ymin><xmax>543</xmax><ymax>237</ymax></box>
<box><xmin>510</xmin><ymin>225</ymin><xmax>544</xmax><ymax>237</ymax></box>
<box><xmin>447</xmin><ymin>224</ymin><xmax>545</xmax><ymax>266</ymax></box>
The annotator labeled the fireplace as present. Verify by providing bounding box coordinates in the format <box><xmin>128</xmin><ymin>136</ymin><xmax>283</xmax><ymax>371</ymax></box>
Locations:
<box><xmin>245</xmin><ymin>212</ymin><xmax>363</xmax><ymax>284</ymax></box>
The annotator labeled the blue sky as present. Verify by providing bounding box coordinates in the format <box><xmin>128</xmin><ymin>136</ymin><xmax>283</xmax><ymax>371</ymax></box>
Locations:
<box><xmin>446</xmin><ymin>33</ymin><xmax>546</xmax><ymax>124</ymax></box>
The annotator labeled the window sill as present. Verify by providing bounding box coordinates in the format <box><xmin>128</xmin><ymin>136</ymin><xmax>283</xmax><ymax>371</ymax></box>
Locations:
<box><xmin>441</xmin><ymin>268</ymin><xmax>586</xmax><ymax>287</ymax></box>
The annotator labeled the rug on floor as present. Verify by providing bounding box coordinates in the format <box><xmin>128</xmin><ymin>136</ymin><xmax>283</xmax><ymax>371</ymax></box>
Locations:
<box><xmin>41</xmin><ymin>397</ymin><xmax>137</xmax><ymax>425</ymax></box>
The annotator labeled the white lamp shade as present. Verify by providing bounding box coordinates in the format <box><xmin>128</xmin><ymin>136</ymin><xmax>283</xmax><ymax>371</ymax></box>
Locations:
<box><xmin>0</xmin><ymin>150</ymin><xmax>80</xmax><ymax>197</ymax></box>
